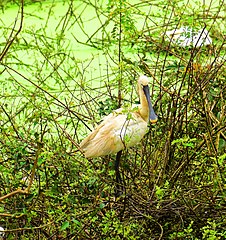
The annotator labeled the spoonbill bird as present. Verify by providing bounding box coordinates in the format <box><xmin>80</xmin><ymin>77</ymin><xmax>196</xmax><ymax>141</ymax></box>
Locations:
<box><xmin>80</xmin><ymin>75</ymin><xmax>157</xmax><ymax>196</ymax></box>
<box><xmin>80</xmin><ymin>75</ymin><xmax>157</xmax><ymax>157</ymax></box>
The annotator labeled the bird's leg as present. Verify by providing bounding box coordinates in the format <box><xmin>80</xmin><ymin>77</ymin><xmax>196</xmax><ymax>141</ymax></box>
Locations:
<box><xmin>115</xmin><ymin>150</ymin><xmax>123</xmax><ymax>197</ymax></box>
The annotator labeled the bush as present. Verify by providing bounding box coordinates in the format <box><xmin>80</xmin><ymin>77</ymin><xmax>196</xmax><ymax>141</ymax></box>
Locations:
<box><xmin>0</xmin><ymin>0</ymin><xmax>225</xmax><ymax>239</ymax></box>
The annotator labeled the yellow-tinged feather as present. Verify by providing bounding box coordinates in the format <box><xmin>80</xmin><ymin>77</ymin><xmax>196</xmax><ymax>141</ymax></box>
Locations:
<box><xmin>80</xmin><ymin>107</ymin><xmax>148</xmax><ymax>158</ymax></box>
<box><xmin>80</xmin><ymin>75</ymin><xmax>157</xmax><ymax>158</ymax></box>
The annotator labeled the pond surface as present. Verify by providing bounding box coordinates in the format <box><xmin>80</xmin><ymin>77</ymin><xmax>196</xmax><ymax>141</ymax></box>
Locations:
<box><xmin>0</xmin><ymin>0</ymin><xmax>225</xmax><ymax>137</ymax></box>
<box><xmin>1</xmin><ymin>0</ymin><xmax>224</xmax><ymax>92</ymax></box>
<box><xmin>1</xmin><ymin>1</ymin><xmax>108</xmax><ymax>86</ymax></box>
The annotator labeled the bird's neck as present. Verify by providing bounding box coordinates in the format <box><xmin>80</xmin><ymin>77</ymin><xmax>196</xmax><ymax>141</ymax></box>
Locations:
<box><xmin>138</xmin><ymin>87</ymin><xmax>149</xmax><ymax>122</ymax></box>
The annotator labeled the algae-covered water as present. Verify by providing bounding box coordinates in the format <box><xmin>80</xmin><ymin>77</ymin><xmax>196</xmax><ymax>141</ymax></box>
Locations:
<box><xmin>0</xmin><ymin>0</ymin><xmax>225</xmax><ymax>136</ymax></box>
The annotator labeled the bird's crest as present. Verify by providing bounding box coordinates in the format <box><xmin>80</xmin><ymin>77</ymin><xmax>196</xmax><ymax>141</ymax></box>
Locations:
<box><xmin>138</xmin><ymin>75</ymin><xmax>149</xmax><ymax>86</ymax></box>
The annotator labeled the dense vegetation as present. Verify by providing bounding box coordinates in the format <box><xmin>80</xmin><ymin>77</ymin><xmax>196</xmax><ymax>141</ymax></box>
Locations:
<box><xmin>0</xmin><ymin>0</ymin><xmax>225</xmax><ymax>239</ymax></box>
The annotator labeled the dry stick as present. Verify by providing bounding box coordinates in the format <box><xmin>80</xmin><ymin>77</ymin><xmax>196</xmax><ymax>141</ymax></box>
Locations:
<box><xmin>203</xmin><ymin>92</ymin><xmax>225</xmax><ymax>193</ymax></box>
<box><xmin>33</xmin><ymin>39</ymin><xmax>100</xmax><ymax>126</ymax></box>
<box><xmin>1</xmin><ymin>102</ymin><xmax>29</xmax><ymax>128</ymax></box>
<box><xmin>0</xmin><ymin>213</ymin><xmax>15</xmax><ymax>217</ymax></box>
<box><xmin>0</xmin><ymin>189</ymin><xmax>28</xmax><ymax>202</ymax></box>
<box><xmin>0</xmin><ymin>142</ymin><xmax>42</xmax><ymax>202</ymax></box>
<box><xmin>117</xmin><ymin>3</ymin><xmax>123</xmax><ymax>108</ymax></box>
<box><xmin>0</xmin><ymin>0</ymin><xmax>24</xmax><ymax>61</ymax></box>
<box><xmin>140</xmin><ymin>59</ymin><xmax>186</xmax><ymax>103</ymax></box>
<box><xmin>1</xmin><ymin>106</ymin><xmax>21</xmax><ymax>140</ymax></box>
<box><xmin>52</xmin><ymin>116</ymin><xmax>100</xmax><ymax>174</ymax></box>
<box><xmin>55</xmin><ymin>120</ymin><xmax>83</xmax><ymax>152</ymax></box>
<box><xmin>3</xmin><ymin>65</ymin><xmax>91</xmax><ymax>131</ymax></box>
<box><xmin>0</xmin><ymin>222</ymin><xmax>53</xmax><ymax>233</ymax></box>
<box><xmin>27</xmin><ymin>142</ymin><xmax>42</xmax><ymax>193</ymax></box>
<box><xmin>0</xmin><ymin>212</ymin><xmax>27</xmax><ymax>219</ymax></box>
<box><xmin>170</xmin><ymin>124</ymin><xmax>226</xmax><ymax>185</ymax></box>
<box><xmin>169</xmin><ymin>65</ymin><xmax>224</xmax><ymax>185</ymax></box>
<box><xmin>113</xmin><ymin>2</ymin><xmax>123</xmax><ymax>198</ymax></box>
<box><xmin>115</xmin><ymin>150</ymin><xmax>123</xmax><ymax>198</ymax></box>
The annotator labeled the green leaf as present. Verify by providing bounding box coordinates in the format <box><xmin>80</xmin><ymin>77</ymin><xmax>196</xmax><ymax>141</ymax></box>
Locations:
<box><xmin>100</xmin><ymin>202</ymin><xmax>106</xmax><ymax>209</ymax></box>
<box><xmin>60</xmin><ymin>221</ymin><xmax>70</xmax><ymax>231</ymax></box>
<box><xmin>73</xmin><ymin>219</ymin><xmax>81</xmax><ymax>226</ymax></box>
<box><xmin>37</xmin><ymin>157</ymin><xmax>45</xmax><ymax>166</ymax></box>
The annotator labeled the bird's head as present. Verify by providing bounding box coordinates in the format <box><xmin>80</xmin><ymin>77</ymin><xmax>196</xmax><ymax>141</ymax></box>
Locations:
<box><xmin>138</xmin><ymin>75</ymin><xmax>149</xmax><ymax>86</ymax></box>
<box><xmin>138</xmin><ymin>75</ymin><xmax>158</xmax><ymax>124</ymax></box>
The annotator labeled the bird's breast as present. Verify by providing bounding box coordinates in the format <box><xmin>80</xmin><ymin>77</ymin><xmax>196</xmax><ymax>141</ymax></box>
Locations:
<box><xmin>112</xmin><ymin>112</ymin><xmax>148</xmax><ymax>148</ymax></box>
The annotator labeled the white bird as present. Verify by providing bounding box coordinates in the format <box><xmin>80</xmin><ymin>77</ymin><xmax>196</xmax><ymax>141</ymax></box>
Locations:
<box><xmin>0</xmin><ymin>226</ymin><xmax>5</xmax><ymax>239</ymax></box>
<box><xmin>80</xmin><ymin>75</ymin><xmax>157</xmax><ymax>158</ymax></box>
<box><xmin>165</xmin><ymin>26</ymin><xmax>212</xmax><ymax>47</ymax></box>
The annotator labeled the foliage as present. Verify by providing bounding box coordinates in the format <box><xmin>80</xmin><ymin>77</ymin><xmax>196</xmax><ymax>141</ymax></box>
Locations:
<box><xmin>0</xmin><ymin>0</ymin><xmax>225</xmax><ymax>239</ymax></box>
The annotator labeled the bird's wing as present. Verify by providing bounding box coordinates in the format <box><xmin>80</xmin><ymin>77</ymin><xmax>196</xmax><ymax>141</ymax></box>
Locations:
<box><xmin>80</xmin><ymin>111</ymin><xmax>148</xmax><ymax>158</ymax></box>
<box><xmin>80</xmin><ymin>113</ymin><xmax>123</xmax><ymax>157</ymax></box>
<box><xmin>79</xmin><ymin>112</ymin><xmax>116</xmax><ymax>148</ymax></box>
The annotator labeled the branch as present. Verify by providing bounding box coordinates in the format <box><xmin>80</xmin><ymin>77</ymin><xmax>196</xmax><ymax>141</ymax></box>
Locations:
<box><xmin>0</xmin><ymin>222</ymin><xmax>52</xmax><ymax>233</ymax></box>
<box><xmin>0</xmin><ymin>0</ymin><xmax>24</xmax><ymax>61</ymax></box>
<box><xmin>0</xmin><ymin>141</ymin><xmax>42</xmax><ymax>202</ymax></box>
<box><xmin>0</xmin><ymin>189</ymin><xmax>28</xmax><ymax>202</ymax></box>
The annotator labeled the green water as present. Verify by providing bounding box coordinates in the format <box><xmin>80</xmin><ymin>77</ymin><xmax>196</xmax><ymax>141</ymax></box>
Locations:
<box><xmin>0</xmin><ymin>0</ymin><xmax>225</xmax><ymax>138</ymax></box>
<box><xmin>1</xmin><ymin>1</ymin><xmax>107</xmax><ymax>86</ymax></box>
<box><xmin>1</xmin><ymin>0</ymin><xmax>224</xmax><ymax>92</ymax></box>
